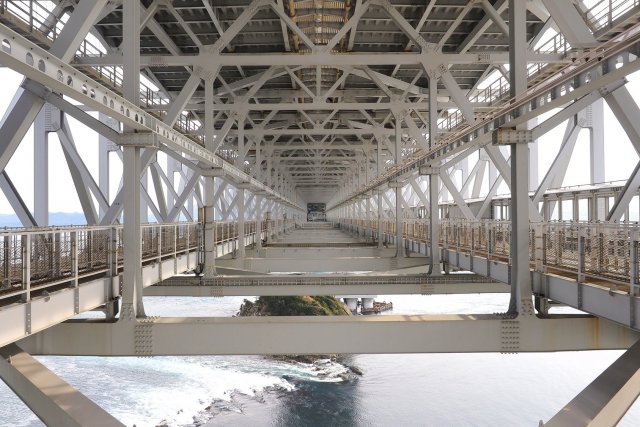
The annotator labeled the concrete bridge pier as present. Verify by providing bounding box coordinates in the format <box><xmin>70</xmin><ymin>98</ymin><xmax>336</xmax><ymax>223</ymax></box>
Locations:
<box><xmin>343</xmin><ymin>298</ymin><xmax>358</xmax><ymax>312</ymax></box>
<box><xmin>362</xmin><ymin>298</ymin><xmax>374</xmax><ymax>310</ymax></box>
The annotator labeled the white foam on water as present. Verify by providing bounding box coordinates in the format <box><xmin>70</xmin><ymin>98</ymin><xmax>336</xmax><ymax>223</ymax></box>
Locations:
<box><xmin>37</xmin><ymin>355</ymin><xmax>295</xmax><ymax>427</ymax></box>
<box><xmin>264</xmin><ymin>359</ymin><xmax>354</xmax><ymax>383</ymax></box>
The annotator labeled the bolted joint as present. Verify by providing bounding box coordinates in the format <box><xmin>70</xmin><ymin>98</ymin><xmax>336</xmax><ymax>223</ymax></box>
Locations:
<box><xmin>117</xmin><ymin>132</ymin><xmax>158</xmax><ymax>147</ymax></box>
<box><xmin>419</xmin><ymin>166</ymin><xmax>440</xmax><ymax>175</ymax></box>
<box><xmin>199</xmin><ymin>43</ymin><xmax>220</xmax><ymax>55</ymax></box>
<box><xmin>477</xmin><ymin>52</ymin><xmax>491</xmax><ymax>63</ymax></box>
<box><xmin>43</xmin><ymin>103</ymin><xmax>62</xmax><ymax>132</ymax></box>
<box><xmin>492</xmin><ymin>128</ymin><xmax>533</xmax><ymax>145</ymax></box>
<box><xmin>193</xmin><ymin>65</ymin><xmax>217</xmax><ymax>81</ymax></box>
<box><xmin>147</xmin><ymin>55</ymin><xmax>170</xmax><ymax>66</ymax></box>
<box><xmin>388</xmin><ymin>180</ymin><xmax>404</xmax><ymax>189</ymax></box>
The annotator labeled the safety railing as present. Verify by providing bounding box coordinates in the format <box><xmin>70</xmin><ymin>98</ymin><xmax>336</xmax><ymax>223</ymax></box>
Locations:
<box><xmin>446</xmin><ymin>33</ymin><xmax>572</xmax><ymax>131</ymax></box>
<box><xmin>583</xmin><ymin>0</ymin><xmax>640</xmax><ymax>33</ymax></box>
<box><xmin>202</xmin><ymin>273</ymin><xmax>495</xmax><ymax>287</ymax></box>
<box><xmin>213</xmin><ymin>219</ymin><xmax>295</xmax><ymax>243</ymax></box>
<box><xmin>337</xmin><ymin>218</ymin><xmax>640</xmax><ymax>293</ymax></box>
<box><xmin>0</xmin><ymin>223</ymin><xmax>199</xmax><ymax>303</ymax></box>
<box><xmin>0</xmin><ymin>218</ymin><xmax>299</xmax><ymax>304</ymax></box>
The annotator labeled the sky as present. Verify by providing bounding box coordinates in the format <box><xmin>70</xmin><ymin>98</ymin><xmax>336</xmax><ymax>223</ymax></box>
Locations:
<box><xmin>0</xmin><ymin>61</ymin><xmax>638</xmax><ymax>222</ymax></box>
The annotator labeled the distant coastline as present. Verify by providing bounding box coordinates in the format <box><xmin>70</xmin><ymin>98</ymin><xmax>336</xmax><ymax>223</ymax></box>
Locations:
<box><xmin>0</xmin><ymin>212</ymin><xmax>161</xmax><ymax>227</ymax></box>
<box><xmin>0</xmin><ymin>212</ymin><xmax>87</xmax><ymax>227</ymax></box>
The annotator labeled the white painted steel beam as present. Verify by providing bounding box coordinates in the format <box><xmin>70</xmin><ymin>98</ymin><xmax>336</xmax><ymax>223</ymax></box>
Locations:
<box><xmin>603</xmin><ymin>85</ymin><xmax>640</xmax><ymax>155</ymax></box>
<box><xmin>145</xmin><ymin>275</ymin><xmax>507</xmax><ymax>296</ymax></box>
<box><xmin>0</xmin><ymin>0</ymin><xmax>109</xmax><ymax>175</ymax></box>
<box><xmin>0</xmin><ymin>172</ymin><xmax>36</xmax><ymax>227</ymax></box>
<box><xmin>164</xmin><ymin>73</ymin><xmax>203</xmax><ymax>127</ymax></box>
<box><xmin>507</xmin><ymin>0</ymin><xmax>533</xmax><ymax>315</ymax></box>
<box><xmin>18</xmin><ymin>315</ymin><xmax>640</xmax><ymax>356</ymax></box>
<box><xmin>0</xmin><ymin>344</ymin><xmax>124</xmax><ymax>427</ymax></box>
<box><xmin>544</xmin><ymin>338</ymin><xmax>640</xmax><ymax>426</ymax></box>
<box><xmin>76</xmin><ymin>52</ymin><xmax>564</xmax><ymax>68</ymax></box>
<box><xmin>328</xmin><ymin>30</ymin><xmax>640</xmax><ymax>210</ymax></box>
<box><xmin>0</xmin><ymin>23</ymin><xmax>301</xmax><ymax>211</ymax></box>
<box><xmin>541</xmin><ymin>0</ymin><xmax>597</xmax><ymax>48</ymax></box>
<box><xmin>34</xmin><ymin>110</ymin><xmax>48</xmax><ymax>226</ymax></box>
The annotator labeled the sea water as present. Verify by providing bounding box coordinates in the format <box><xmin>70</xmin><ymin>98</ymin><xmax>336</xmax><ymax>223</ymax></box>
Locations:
<box><xmin>1</xmin><ymin>295</ymin><xmax>639</xmax><ymax>427</ymax></box>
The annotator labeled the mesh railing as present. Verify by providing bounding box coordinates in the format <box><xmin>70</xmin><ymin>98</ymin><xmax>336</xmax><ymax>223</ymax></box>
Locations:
<box><xmin>583</xmin><ymin>0</ymin><xmax>640</xmax><ymax>32</ymax></box>
<box><xmin>0</xmin><ymin>223</ymin><xmax>200</xmax><ymax>301</ymax></box>
<box><xmin>338</xmin><ymin>218</ymin><xmax>640</xmax><ymax>291</ymax></box>
<box><xmin>542</xmin><ymin>222</ymin><xmax>632</xmax><ymax>283</ymax></box>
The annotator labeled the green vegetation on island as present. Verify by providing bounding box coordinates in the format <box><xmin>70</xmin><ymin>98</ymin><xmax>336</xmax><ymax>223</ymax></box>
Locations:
<box><xmin>237</xmin><ymin>296</ymin><xmax>362</xmax><ymax>377</ymax></box>
<box><xmin>238</xmin><ymin>295</ymin><xmax>351</xmax><ymax>317</ymax></box>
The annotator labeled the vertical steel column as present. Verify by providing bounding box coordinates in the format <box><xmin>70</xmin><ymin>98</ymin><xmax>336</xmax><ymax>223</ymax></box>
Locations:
<box><xmin>21</xmin><ymin>234</ymin><xmax>30</xmax><ymax>304</ymax></box>
<box><xmin>256</xmin><ymin>193</ymin><xmax>263</xmax><ymax>250</ymax></box>
<box><xmin>203</xmin><ymin>78</ymin><xmax>216</xmax><ymax>278</ymax></box>
<box><xmin>366</xmin><ymin>194</ymin><xmax>372</xmax><ymax>240</ymax></box>
<box><xmin>120</xmin><ymin>0</ymin><xmax>145</xmax><ymax>318</ymax></box>
<box><xmin>377</xmin><ymin>180</ymin><xmax>384</xmax><ymax>247</ymax></box>
<box><xmin>105</xmin><ymin>226</ymin><xmax>118</xmax><ymax>319</ymax></box>
<box><xmin>590</xmin><ymin>99</ymin><xmax>605</xmax><ymax>184</ymax></box>
<box><xmin>394</xmin><ymin>181</ymin><xmax>403</xmax><ymax>256</ymax></box>
<box><xmin>428</xmin><ymin>74</ymin><xmax>440</xmax><ymax>274</ymax></box>
<box><xmin>529</xmin><ymin>117</ymin><xmax>539</xmax><ymax>192</ymax></box>
<box><xmin>256</xmin><ymin>141</ymin><xmax>263</xmax><ymax>251</ymax></box>
<box><xmin>98</xmin><ymin>113</ymin><xmax>116</xmax><ymax>220</ymax></box>
<box><xmin>122</xmin><ymin>145</ymin><xmax>144</xmax><ymax>318</ymax></box>
<box><xmin>237</xmin><ymin>187</ymin><xmax>246</xmax><ymax>258</ymax></box>
<box><xmin>236</xmin><ymin>114</ymin><xmax>245</xmax><ymax>166</ymax></box>
<box><xmin>508</xmin><ymin>0</ymin><xmax>533</xmax><ymax>315</ymax></box>
<box><xmin>394</xmin><ymin>117</ymin><xmax>403</xmax><ymax>257</ymax></box>
<box><xmin>429</xmin><ymin>173</ymin><xmax>441</xmax><ymax>275</ymax></box>
<box><xmin>34</xmin><ymin>110</ymin><xmax>48</xmax><ymax>226</ymax></box>
<box><xmin>122</xmin><ymin>0</ymin><xmax>147</xmax><ymax>224</ymax></box>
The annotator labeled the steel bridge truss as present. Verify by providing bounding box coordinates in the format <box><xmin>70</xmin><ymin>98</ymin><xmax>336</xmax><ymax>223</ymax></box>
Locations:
<box><xmin>1</xmin><ymin>1</ymin><xmax>640</xmax><ymax>425</ymax></box>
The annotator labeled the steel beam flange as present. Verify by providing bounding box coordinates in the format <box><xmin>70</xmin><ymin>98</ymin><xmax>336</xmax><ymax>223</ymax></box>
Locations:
<box><xmin>419</xmin><ymin>166</ymin><xmax>440</xmax><ymax>175</ymax></box>
<box><xmin>117</xmin><ymin>132</ymin><xmax>158</xmax><ymax>147</ymax></box>
<box><xmin>388</xmin><ymin>180</ymin><xmax>404</xmax><ymax>189</ymax></box>
<box><xmin>492</xmin><ymin>128</ymin><xmax>533</xmax><ymax>145</ymax></box>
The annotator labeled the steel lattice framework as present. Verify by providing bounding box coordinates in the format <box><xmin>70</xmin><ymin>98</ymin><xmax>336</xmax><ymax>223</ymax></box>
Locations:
<box><xmin>3</xmin><ymin>1</ymin><xmax>640</xmax><ymax>425</ymax></box>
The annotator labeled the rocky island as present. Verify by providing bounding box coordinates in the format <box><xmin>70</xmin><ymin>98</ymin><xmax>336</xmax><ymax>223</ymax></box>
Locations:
<box><xmin>237</xmin><ymin>296</ymin><xmax>362</xmax><ymax>377</ymax></box>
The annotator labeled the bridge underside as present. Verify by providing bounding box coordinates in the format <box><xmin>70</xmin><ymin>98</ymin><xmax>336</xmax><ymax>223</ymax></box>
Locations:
<box><xmin>2</xmin><ymin>0</ymin><xmax>640</xmax><ymax>425</ymax></box>
<box><xmin>19</xmin><ymin>226</ymin><xmax>640</xmax><ymax>358</ymax></box>
<box><xmin>144</xmin><ymin>273</ymin><xmax>508</xmax><ymax>296</ymax></box>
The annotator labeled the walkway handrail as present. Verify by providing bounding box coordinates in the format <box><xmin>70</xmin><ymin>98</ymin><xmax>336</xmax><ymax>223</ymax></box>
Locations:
<box><xmin>337</xmin><ymin>218</ymin><xmax>640</xmax><ymax>294</ymax></box>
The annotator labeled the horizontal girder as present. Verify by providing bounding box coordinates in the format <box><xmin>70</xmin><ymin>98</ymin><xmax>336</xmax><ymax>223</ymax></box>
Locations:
<box><xmin>18</xmin><ymin>315</ymin><xmax>640</xmax><ymax>356</ymax></box>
